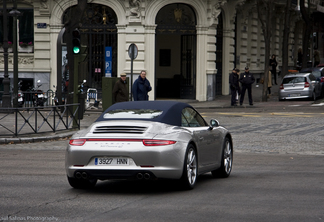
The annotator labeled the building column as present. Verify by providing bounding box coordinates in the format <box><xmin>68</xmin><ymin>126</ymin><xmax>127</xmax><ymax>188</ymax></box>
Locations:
<box><xmin>144</xmin><ymin>25</ymin><xmax>156</xmax><ymax>100</ymax></box>
<box><xmin>117</xmin><ymin>24</ymin><xmax>127</xmax><ymax>77</ymax></box>
<box><xmin>196</xmin><ymin>26</ymin><xmax>208</xmax><ymax>101</ymax></box>
<box><xmin>222</xmin><ymin>28</ymin><xmax>235</xmax><ymax>95</ymax></box>
<box><xmin>50</xmin><ymin>26</ymin><xmax>62</xmax><ymax>91</ymax></box>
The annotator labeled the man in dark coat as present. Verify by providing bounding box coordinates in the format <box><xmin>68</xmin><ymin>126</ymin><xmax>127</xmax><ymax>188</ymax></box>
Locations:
<box><xmin>132</xmin><ymin>70</ymin><xmax>152</xmax><ymax>101</ymax></box>
<box><xmin>113</xmin><ymin>73</ymin><xmax>129</xmax><ymax>103</ymax></box>
<box><xmin>229</xmin><ymin>68</ymin><xmax>240</xmax><ymax>106</ymax></box>
<box><xmin>239</xmin><ymin>67</ymin><xmax>255</xmax><ymax>106</ymax></box>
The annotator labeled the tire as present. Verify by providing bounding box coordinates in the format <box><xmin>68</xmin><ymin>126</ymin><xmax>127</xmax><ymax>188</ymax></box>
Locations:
<box><xmin>212</xmin><ymin>137</ymin><xmax>233</xmax><ymax>178</ymax></box>
<box><xmin>180</xmin><ymin>144</ymin><xmax>198</xmax><ymax>190</ymax></box>
<box><xmin>67</xmin><ymin>176</ymin><xmax>97</xmax><ymax>189</ymax></box>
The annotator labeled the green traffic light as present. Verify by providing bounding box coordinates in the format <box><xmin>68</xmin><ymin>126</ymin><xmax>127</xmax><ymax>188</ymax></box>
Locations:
<box><xmin>73</xmin><ymin>46</ymin><xmax>80</xmax><ymax>54</ymax></box>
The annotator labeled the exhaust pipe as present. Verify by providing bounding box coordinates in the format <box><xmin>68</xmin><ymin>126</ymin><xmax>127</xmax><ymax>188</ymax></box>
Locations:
<box><xmin>136</xmin><ymin>173</ymin><xmax>143</xmax><ymax>180</ymax></box>
<box><xmin>144</xmin><ymin>173</ymin><xmax>151</xmax><ymax>180</ymax></box>
<box><xmin>81</xmin><ymin>172</ymin><xmax>88</xmax><ymax>179</ymax></box>
<box><xmin>75</xmin><ymin>172</ymin><xmax>82</xmax><ymax>179</ymax></box>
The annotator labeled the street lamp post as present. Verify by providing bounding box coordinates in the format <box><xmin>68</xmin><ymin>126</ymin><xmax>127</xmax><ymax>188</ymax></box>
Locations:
<box><xmin>2</xmin><ymin>0</ymin><xmax>11</xmax><ymax>108</ymax></box>
<box><xmin>9</xmin><ymin>0</ymin><xmax>21</xmax><ymax>108</ymax></box>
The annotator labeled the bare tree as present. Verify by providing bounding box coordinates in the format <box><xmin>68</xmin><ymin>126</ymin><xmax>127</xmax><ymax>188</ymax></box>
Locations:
<box><xmin>281</xmin><ymin>0</ymin><xmax>292</xmax><ymax>77</ymax></box>
<box><xmin>257</xmin><ymin>0</ymin><xmax>274</xmax><ymax>102</ymax></box>
<box><xmin>300</xmin><ymin>0</ymin><xmax>313</xmax><ymax>69</ymax></box>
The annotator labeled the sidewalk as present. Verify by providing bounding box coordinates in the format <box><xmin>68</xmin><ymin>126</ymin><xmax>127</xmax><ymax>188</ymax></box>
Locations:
<box><xmin>1</xmin><ymin>78</ymin><xmax>322</xmax><ymax>144</ymax></box>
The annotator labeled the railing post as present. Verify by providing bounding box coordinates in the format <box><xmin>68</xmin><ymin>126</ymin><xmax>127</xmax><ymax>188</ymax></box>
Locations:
<box><xmin>53</xmin><ymin>106</ymin><xmax>56</xmax><ymax>133</ymax></box>
<box><xmin>15</xmin><ymin>109</ymin><xmax>18</xmax><ymax>136</ymax></box>
<box><xmin>35</xmin><ymin>108</ymin><xmax>38</xmax><ymax>133</ymax></box>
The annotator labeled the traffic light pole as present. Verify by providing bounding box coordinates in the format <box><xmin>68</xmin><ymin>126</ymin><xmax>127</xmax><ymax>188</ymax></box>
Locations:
<box><xmin>73</xmin><ymin>54</ymin><xmax>79</xmax><ymax>128</ymax></box>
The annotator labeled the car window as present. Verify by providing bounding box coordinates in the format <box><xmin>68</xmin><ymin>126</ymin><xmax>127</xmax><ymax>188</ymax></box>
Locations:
<box><xmin>181</xmin><ymin>107</ymin><xmax>207</xmax><ymax>127</ymax></box>
<box><xmin>282</xmin><ymin>77</ymin><xmax>306</xmax><ymax>84</ymax></box>
<box><xmin>311</xmin><ymin>71</ymin><xmax>321</xmax><ymax>78</ymax></box>
<box><xmin>103</xmin><ymin>109</ymin><xmax>163</xmax><ymax>119</ymax></box>
<box><xmin>309</xmin><ymin>73</ymin><xmax>316</xmax><ymax>81</ymax></box>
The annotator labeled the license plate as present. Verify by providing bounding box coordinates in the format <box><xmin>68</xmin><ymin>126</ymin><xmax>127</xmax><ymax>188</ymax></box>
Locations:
<box><xmin>289</xmin><ymin>94</ymin><xmax>300</xmax><ymax>97</ymax></box>
<box><xmin>18</xmin><ymin>98</ymin><xmax>23</xmax><ymax>102</ymax></box>
<box><xmin>95</xmin><ymin>157</ymin><xmax>129</xmax><ymax>165</ymax></box>
<box><xmin>38</xmin><ymin>94</ymin><xmax>44</xmax><ymax>98</ymax></box>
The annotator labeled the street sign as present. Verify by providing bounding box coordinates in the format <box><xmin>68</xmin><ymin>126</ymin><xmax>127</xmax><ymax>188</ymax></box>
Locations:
<box><xmin>105</xmin><ymin>47</ymin><xmax>112</xmax><ymax>77</ymax></box>
<box><xmin>128</xmin><ymin>43</ymin><xmax>138</xmax><ymax>60</ymax></box>
<box><xmin>128</xmin><ymin>43</ymin><xmax>138</xmax><ymax>100</ymax></box>
<box><xmin>37</xmin><ymin>23</ymin><xmax>47</xmax><ymax>29</ymax></box>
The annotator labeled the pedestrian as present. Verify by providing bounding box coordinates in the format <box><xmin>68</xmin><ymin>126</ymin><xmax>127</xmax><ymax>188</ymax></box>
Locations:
<box><xmin>267</xmin><ymin>70</ymin><xmax>272</xmax><ymax>96</ymax></box>
<box><xmin>229</xmin><ymin>68</ymin><xmax>240</xmax><ymax>106</ymax></box>
<box><xmin>314</xmin><ymin>50</ymin><xmax>320</xmax><ymax>67</ymax></box>
<box><xmin>112</xmin><ymin>73</ymin><xmax>129</xmax><ymax>103</ymax></box>
<box><xmin>269</xmin><ymin>54</ymin><xmax>278</xmax><ymax>85</ymax></box>
<box><xmin>239</xmin><ymin>67</ymin><xmax>255</xmax><ymax>106</ymax></box>
<box><xmin>132</xmin><ymin>70</ymin><xmax>152</xmax><ymax>101</ymax></box>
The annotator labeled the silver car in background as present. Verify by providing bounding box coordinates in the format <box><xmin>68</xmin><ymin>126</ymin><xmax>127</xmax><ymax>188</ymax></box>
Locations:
<box><xmin>65</xmin><ymin>101</ymin><xmax>233</xmax><ymax>190</ymax></box>
<box><xmin>279</xmin><ymin>72</ymin><xmax>321</xmax><ymax>101</ymax></box>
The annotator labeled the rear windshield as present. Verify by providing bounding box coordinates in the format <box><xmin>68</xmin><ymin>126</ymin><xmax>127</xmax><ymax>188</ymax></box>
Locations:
<box><xmin>282</xmin><ymin>77</ymin><xmax>306</xmax><ymax>84</ymax></box>
<box><xmin>103</xmin><ymin>109</ymin><xmax>163</xmax><ymax>119</ymax></box>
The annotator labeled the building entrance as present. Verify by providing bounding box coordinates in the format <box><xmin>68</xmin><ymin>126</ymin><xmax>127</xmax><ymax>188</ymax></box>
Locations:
<box><xmin>155</xmin><ymin>4</ymin><xmax>197</xmax><ymax>99</ymax></box>
<box><xmin>63</xmin><ymin>4</ymin><xmax>117</xmax><ymax>91</ymax></box>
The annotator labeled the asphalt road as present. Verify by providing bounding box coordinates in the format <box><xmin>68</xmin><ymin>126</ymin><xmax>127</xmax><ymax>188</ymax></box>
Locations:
<box><xmin>0</xmin><ymin>149</ymin><xmax>323</xmax><ymax>222</ymax></box>
<box><xmin>0</xmin><ymin>110</ymin><xmax>323</xmax><ymax>222</ymax></box>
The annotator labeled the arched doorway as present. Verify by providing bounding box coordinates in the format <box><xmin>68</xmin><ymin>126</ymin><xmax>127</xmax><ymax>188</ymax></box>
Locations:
<box><xmin>63</xmin><ymin>4</ymin><xmax>117</xmax><ymax>90</ymax></box>
<box><xmin>155</xmin><ymin>4</ymin><xmax>197</xmax><ymax>99</ymax></box>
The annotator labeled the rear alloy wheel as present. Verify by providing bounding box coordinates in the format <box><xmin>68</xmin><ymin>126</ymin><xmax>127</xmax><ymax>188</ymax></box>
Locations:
<box><xmin>212</xmin><ymin>138</ymin><xmax>233</xmax><ymax>178</ymax></box>
<box><xmin>67</xmin><ymin>176</ymin><xmax>97</xmax><ymax>189</ymax></box>
<box><xmin>181</xmin><ymin>144</ymin><xmax>197</xmax><ymax>190</ymax></box>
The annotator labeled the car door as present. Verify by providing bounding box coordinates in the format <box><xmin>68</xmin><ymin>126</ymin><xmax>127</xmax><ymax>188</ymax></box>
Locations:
<box><xmin>181</xmin><ymin>108</ymin><xmax>218</xmax><ymax>170</ymax></box>
<box><xmin>309</xmin><ymin>73</ymin><xmax>321</xmax><ymax>96</ymax></box>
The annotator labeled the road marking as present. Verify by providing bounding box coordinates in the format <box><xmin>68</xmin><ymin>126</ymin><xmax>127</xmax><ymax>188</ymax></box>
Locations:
<box><xmin>201</xmin><ymin>112</ymin><xmax>324</xmax><ymax>118</ymax></box>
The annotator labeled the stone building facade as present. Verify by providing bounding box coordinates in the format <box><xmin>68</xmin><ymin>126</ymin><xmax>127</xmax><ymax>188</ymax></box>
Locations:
<box><xmin>1</xmin><ymin>0</ymin><xmax>321</xmax><ymax>102</ymax></box>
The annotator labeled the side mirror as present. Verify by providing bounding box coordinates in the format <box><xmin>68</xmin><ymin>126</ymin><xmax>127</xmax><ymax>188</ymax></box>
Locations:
<box><xmin>209</xmin><ymin>119</ymin><xmax>219</xmax><ymax>130</ymax></box>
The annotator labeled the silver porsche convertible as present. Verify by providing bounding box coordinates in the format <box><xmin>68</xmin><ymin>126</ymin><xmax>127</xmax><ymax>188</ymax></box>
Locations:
<box><xmin>65</xmin><ymin>101</ymin><xmax>233</xmax><ymax>190</ymax></box>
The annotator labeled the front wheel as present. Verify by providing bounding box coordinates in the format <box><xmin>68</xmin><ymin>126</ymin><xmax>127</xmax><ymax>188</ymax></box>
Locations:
<box><xmin>67</xmin><ymin>176</ymin><xmax>97</xmax><ymax>189</ymax></box>
<box><xmin>180</xmin><ymin>144</ymin><xmax>198</xmax><ymax>190</ymax></box>
<box><xmin>212</xmin><ymin>137</ymin><xmax>233</xmax><ymax>178</ymax></box>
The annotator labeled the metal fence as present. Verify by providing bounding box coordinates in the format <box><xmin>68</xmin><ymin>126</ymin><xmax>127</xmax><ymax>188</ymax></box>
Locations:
<box><xmin>0</xmin><ymin>90</ymin><xmax>102</xmax><ymax>108</ymax></box>
<box><xmin>0</xmin><ymin>104</ymin><xmax>81</xmax><ymax>137</ymax></box>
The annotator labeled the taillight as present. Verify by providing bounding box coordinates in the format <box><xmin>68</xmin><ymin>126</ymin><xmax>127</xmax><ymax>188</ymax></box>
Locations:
<box><xmin>280</xmin><ymin>84</ymin><xmax>284</xmax><ymax>90</ymax></box>
<box><xmin>304</xmin><ymin>82</ymin><xmax>310</xmax><ymax>88</ymax></box>
<box><xmin>69</xmin><ymin>139</ymin><xmax>86</xmax><ymax>146</ymax></box>
<box><xmin>142</xmin><ymin>139</ymin><xmax>176</xmax><ymax>146</ymax></box>
<box><xmin>321</xmin><ymin>77</ymin><xmax>324</xmax><ymax>83</ymax></box>
<box><xmin>69</xmin><ymin>138</ymin><xmax>176</xmax><ymax>146</ymax></box>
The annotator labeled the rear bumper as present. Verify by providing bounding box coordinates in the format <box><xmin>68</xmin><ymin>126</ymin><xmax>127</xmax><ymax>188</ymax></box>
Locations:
<box><xmin>279</xmin><ymin>89</ymin><xmax>312</xmax><ymax>100</ymax></box>
<box><xmin>73</xmin><ymin>169</ymin><xmax>157</xmax><ymax>180</ymax></box>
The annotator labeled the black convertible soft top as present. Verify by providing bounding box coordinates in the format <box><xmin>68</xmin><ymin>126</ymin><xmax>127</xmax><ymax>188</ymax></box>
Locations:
<box><xmin>95</xmin><ymin>101</ymin><xmax>194</xmax><ymax>126</ymax></box>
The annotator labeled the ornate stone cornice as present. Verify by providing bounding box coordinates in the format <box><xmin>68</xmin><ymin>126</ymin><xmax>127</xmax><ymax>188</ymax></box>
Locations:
<box><xmin>0</xmin><ymin>56</ymin><xmax>34</xmax><ymax>65</ymax></box>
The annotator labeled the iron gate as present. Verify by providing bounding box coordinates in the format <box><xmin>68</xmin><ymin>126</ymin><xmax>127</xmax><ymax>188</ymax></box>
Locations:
<box><xmin>64</xmin><ymin>4</ymin><xmax>118</xmax><ymax>92</ymax></box>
